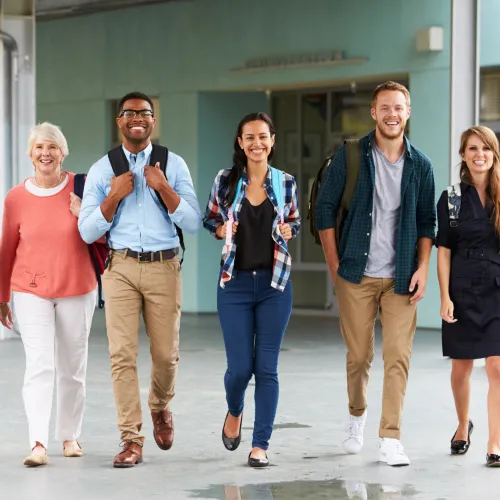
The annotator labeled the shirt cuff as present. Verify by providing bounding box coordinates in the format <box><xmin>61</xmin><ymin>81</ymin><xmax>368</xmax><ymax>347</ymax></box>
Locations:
<box><xmin>417</xmin><ymin>226</ymin><xmax>435</xmax><ymax>240</ymax></box>
<box><xmin>95</xmin><ymin>206</ymin><xmax>113</xmax><ymax>233</ymax></box>
<box><xmin>168</xmin><ymin>197</ymin><xmax>188</xmax><ymax>225</ymax></box>
<box><xmin>314</xmin><ymin>208</ymin><xmax>337</xmax><ymax>231</ymax></box>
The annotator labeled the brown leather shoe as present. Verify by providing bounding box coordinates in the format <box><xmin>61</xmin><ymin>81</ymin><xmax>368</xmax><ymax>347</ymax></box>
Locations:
<box><xmin>113</xmin><ymin>441</ymin><xmax>143</xmax><ymax>468</ymax></box>
<box><xmin>151</xmin><ymin>410</ymin><xmax>174</xmax><ymax>450</ymax></box>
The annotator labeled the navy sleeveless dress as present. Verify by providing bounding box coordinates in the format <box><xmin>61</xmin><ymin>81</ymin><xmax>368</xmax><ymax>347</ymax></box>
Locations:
<box><xmin>436</xmin><ymin>183</ymin><xmax>500</xmax><ymax>359</ymax></box>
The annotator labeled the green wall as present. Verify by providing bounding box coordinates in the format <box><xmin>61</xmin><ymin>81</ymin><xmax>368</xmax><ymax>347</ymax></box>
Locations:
<box><xmin>37</xmin><ymin>0</ymin><xmax>454</xmax><ymax>325</ymax></box>
<box><xmin>481</xmin><ymin>0</ymin><xmax>500</xmax><ymax>67</ymax></box>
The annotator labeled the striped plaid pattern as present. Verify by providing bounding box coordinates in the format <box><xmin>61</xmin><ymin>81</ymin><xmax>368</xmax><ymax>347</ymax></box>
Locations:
<box><xmin>203</xmin><ymin>167</ymin><xmax>300</xmax><ymax>291</ymax></box>
<box><xmin>315</xmin><ymin>130</ymin><xmax>436</xmax><ymax>295</ymax></box>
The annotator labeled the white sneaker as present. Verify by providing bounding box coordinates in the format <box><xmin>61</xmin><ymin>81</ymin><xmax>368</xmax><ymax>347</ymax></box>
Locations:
<box><xmin>342</xmin><ymin>412</ymin><xmax>367</xmax><ymax>454</ymax></box>
<box><xmin>344</xmin><ymin>481</ymin><xmax>368</xmax><ymax>500</ymax></box>
<box><xmin>379</xmin><ymin>438</ymin><xmax>410</xmax><ymax>466</ymax></box>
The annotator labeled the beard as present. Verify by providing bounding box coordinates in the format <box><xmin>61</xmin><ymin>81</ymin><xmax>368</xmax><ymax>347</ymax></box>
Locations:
<box><xmin>376</xmin><ymin>120</ymin><xmax>406</xmax><ymax>141</ymax></box>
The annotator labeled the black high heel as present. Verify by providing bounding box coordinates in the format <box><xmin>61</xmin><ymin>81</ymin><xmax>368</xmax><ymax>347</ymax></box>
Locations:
<box><xmin>486</xmin><ymin>453</ymin><xmax>500</xmax><ymax>467</ymax></box>
<box><xmin>222</xmin><ymin>411</ymin><xmax>242</xmax><ymax>451</ymax></box>
<box><xmin>451</xmin><ymin>420</ymin><xmax>473</xmax><ymax>455</ymax></box>
<box><xmin>248</xmin><ymin>452</ymin><xmax>269</xmax><ymax>468</ymax></box>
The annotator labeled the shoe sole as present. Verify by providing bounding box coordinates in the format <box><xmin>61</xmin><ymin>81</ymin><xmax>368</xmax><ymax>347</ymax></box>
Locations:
<box><xmin>343</xmin><ymin>446</ymin><xmax>362</xmax><ymax>454</ymax></box>
<box><xmin>380</xmin><ymin>460</ymin><xmax>410</xmax><ymax>467</ymax></box>
<box><xmin>153</xmin><ymin>434</ymin><xmax>172</xmax><ymax>451</ymax></box>
<box><xmin>63</xmin><ymin>451</ymin><xmax>83</xmax><ymax>457</ymax></box>
<box><xmin>248</xmin><ymin>461</ymin><xmax>269</xmax><ymax>468</ymax></box>
<box><xmin>24</xmin><ymin>458</ymin><xmax>48</xmax><ymax>467</ymax></box>
<box><xmin>486</xmin><ymin>462</ymin><xmax>500</xmax><ymax>467</ymax></box>
<box><xmin>380</xmin><ymin>456</ymin><xmax>410</xmax><ymax>467</ymax></box>
<box><xmin>113</xmin><ymin>457</ymin><xmax>143</xmax><ymax>468</ymax></box>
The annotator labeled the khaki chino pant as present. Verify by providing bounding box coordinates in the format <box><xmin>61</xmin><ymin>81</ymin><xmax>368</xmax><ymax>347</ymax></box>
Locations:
<box><xmin>102</xmin><ymin>251</ymin><xmax>182</xmax><ymax>445</ymax></box>
<box><xmin>335</xmin><ymin>276</ymin><xmax>416</xmax><ymax>439</ymax></box>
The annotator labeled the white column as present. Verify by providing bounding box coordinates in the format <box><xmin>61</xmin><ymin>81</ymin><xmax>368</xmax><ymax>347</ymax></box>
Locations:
<box><xmin>450</xmin><ymin>0</ymin><xmax>480</xmax><ymax>183</ymax></box>
<box><xmin>0</xmin><ymin>1</ymin><xmax>36</xmax><ymax>340</ymax></box>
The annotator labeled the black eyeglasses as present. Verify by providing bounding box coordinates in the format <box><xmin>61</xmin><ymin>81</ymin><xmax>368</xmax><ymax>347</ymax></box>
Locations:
<box><xmin>119</xmin><ymin>109</ymin><xmax>154</xmax><ymax>119</ymax></box>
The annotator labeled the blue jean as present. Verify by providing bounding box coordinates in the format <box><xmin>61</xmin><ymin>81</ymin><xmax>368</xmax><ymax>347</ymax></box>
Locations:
<box><xmin>217</xmin><ymin>269</ymin><xmax>292</xmax><ymax>450</ymax></box>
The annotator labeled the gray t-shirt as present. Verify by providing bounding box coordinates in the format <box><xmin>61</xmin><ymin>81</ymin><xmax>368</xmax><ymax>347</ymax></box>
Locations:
<box><xmin>364</xmin><ymin>144</ymin><xmax>405</xmax><ymax>278</ymax></box>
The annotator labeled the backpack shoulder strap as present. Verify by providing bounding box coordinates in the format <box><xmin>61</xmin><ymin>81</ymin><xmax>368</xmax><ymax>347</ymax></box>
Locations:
<box><xmin>150</xmin><ymin>145</ymin><xmax>186</xmax><ymax>263</ymax></box>
<box><xmin>447</xmin><ymin>182</ymin><xmax>462</xmax><ymax>227</ymax></box>
<box><xmin>231</xmin><ymin>177</ymin><xmax>244</xmax><ymax>214</ymax></box>
<box><xmin>73</xmin><ymin>173</ymin><xmax>86</xmax><ymax>199</ymax></box>
<box><xmin>150</xmin><ymin>144</ymin><xmax>169</xmax><ymax>174</ymax></box>
<box><xmin>108</xmin><ymin>146</ymin><xmax>130</xmax><ymax>176</ymax></box>
<box><xmin>270</xmin><ymin>166</ymin><xmax>285</xmax><ymax>214</ymax></box>
<box><xmin>341</xmin><ymin>139</ymin><xmax>362</xmax><ymax>210</ymax></box>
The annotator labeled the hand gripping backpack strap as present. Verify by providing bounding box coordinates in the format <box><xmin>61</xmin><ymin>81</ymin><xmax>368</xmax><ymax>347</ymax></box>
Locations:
<box><xmin>108</xmin><ymin>145</ymin><xmax>186</xmax><ymax>266</ymax></box>
<box><xmin>150</xmin><ymin>144</ymin><xmax>185</xmax><ymax>266</ymax></box>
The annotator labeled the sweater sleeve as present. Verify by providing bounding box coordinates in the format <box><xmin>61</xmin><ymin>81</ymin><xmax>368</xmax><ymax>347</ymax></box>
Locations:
<box><xmin>0</xmin><ymin>192</ymin><xmax>20</xmax><ymax>302</ymax></box>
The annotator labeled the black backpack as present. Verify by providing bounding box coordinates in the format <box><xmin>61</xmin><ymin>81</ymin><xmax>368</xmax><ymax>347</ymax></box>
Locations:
<box><xmin>307</xmin><ymin>139</ymin><xmax>361</xmax><ymax>250</ymax></box>
<box><xmin>107</xmin><ymin>144</ymin><xmax>185</xmax><ymax>264</ymax></box>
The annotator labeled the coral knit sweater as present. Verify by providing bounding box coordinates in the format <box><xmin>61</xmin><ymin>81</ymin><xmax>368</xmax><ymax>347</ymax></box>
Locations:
<box><xmin>0</xmin><ymin>172</ymin><xmax>97</xmax><ymax>303</ymax></box>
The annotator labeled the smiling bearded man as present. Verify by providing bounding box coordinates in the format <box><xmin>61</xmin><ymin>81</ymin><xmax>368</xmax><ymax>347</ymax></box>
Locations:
<box><xmin>78</xmin><ymin>91</ymin><xmax>202</xmax><ymax>468</ymax></box>
<box><xmin>315</xmin><ymin>81</ymin><xmax>436</xmax><ymax>466</ymax></box>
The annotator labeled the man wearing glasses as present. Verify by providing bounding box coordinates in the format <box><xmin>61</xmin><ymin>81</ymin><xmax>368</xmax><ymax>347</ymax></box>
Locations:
<box><xmin>79</xmin><ymin>92</ymin><xmax>202</xmax><ymax>467</ymax></box>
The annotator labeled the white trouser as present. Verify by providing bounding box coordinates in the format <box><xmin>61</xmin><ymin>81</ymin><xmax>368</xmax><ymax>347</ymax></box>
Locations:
<box><xmin>13</xmin><ymin>290</ymin><xmax>96</xmax><ymax>449</ymax></box>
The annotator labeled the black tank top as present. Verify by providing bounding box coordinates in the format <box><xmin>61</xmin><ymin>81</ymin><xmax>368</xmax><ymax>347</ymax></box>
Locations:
<box><xmin>235</xmin><ymin>198</ymin><xmax>275</xmax><ymax>270</ymax></box>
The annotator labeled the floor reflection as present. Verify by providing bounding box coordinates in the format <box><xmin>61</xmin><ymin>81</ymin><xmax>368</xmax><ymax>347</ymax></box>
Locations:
<box><xmin>191</xmin><ymin>478</ymin><xmax>418</xmax><ymax>499</ymax></box>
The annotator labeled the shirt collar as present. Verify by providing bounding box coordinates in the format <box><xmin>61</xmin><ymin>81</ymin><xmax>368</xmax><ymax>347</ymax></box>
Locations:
<box><xmin>122</xmin><ymin>142</ymin><xmax>153</xmax><ymax>162</ymax></box>
<box><xmin>367</xmin><ymin>129</ymin><xmax>413</xmax><ymax>160</ymax></box>
<box><xmin>242</xmin><ymin>165</ymin><xmax>272</xmax><ymax>186</ymax></box>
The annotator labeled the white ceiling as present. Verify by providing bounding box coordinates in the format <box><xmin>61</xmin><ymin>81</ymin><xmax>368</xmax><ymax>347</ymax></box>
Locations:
<box><xmin>36</xmin><ymin>0</ymin><xmax>191</xmax><ymax>19</ymax></box>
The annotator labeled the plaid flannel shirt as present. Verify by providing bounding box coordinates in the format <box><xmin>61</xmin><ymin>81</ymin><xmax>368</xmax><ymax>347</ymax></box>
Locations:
<box><xmin>315</xmin><ymin>130</ymin><xmax>436</xmax><ymax>295</ymax></box>
<box><xmin>203</xmin><ymin>167</ymin><xmax>300</xmax><ymax>291</ymax></box>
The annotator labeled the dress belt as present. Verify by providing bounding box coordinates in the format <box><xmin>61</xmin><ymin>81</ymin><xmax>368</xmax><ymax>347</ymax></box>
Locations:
<box><xmin>457</xmin><ymin>248</ymin><xmax>500</xmax><ymax>264</ymax></box>
<box><xmin>112</xmin><ymin>247</ymin><xmax>179</xmax><ymax>263</ymax></box>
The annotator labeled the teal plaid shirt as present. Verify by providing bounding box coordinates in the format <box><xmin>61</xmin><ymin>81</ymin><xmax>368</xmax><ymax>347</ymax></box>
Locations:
<box><xmin>315</xmin><ymin>131</ymin><xmax>436</xmax><ymax>295</ymax></box>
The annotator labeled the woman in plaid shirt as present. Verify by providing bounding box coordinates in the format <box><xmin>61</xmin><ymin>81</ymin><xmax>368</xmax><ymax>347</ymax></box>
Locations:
<box><xmin>203</xmin><ymin>112</ymin><xmax>300</xmax><ymax>467</ymax></box>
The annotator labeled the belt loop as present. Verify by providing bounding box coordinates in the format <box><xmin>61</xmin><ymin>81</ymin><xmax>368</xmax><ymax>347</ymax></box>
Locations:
<box><xmin>160</xmin><ymin>251</ymin><xmax>164</xmax><ymax>264</ymax></box>
<box><xmin>123</xmin><ymin>249</ymin><xmax>128</xmax><ymax>259</ymax></box>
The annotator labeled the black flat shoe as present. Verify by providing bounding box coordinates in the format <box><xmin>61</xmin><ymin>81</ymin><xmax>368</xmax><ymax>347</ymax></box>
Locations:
<box><xmin>451</xmin><ymin>420</ymin><xmax>473</xmax><ymax>455</ymax></box>
<box><xmin>248</xmin><ymin>452</ymin><xmax>269</xmax><ymax>468</ymax></box>
<box><xmin>486</xmin><ymin>454</ymin><xmax>500</xmax><ymax>467</ymax></box>
<box><xmin>222</xmin><ymin>411</ymin><xmax>242</xmax><ymax>451</ymax></box>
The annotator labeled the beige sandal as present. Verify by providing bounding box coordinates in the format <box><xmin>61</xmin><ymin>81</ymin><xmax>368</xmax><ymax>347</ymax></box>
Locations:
<box><xmin>24</xmin><ymin>442</ymin><xmax>48</xmax><ymax>467</ymax></box>
<box><xmin>63</xmin><ymin>441</ymin><xmax>83</xmax><ymax>458</ymax></box>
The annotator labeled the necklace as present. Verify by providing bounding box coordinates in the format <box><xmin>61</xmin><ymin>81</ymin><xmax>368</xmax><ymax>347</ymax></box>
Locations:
<box><xmin>32</xmin><ymin>172</ymin><xmax>65</xmax><ymax>189</ymax></box>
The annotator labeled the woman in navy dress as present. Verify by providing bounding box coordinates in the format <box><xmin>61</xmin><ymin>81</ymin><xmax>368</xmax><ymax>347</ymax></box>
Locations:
<box><xmin>437</xmin><ymin>126</ymin><xmax>500</xmax><ymax>466</ymax></box>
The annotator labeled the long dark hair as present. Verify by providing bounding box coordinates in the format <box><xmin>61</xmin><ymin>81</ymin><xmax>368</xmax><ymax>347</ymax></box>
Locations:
<box><xmin>222</xmin><ymin>112</ymin><xmax>276</xmax><ymax>208</ymax></box>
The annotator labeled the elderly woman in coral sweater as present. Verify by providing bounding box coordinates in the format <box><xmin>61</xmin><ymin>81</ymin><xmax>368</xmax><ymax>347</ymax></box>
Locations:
<box><xmin>0</xmin><ymin>122</ymin><xmax>96</xmax><ymax>467</ymax></box>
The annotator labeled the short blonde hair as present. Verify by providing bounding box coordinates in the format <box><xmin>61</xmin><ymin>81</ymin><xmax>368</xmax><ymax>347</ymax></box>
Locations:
<box><xmin>371</xmin><ymin>81</ymin><xmax>411</xmax><ymax>108</ymax></box>
<box><xmin>27</xmin><ymin>122</ymin><xmax>69</xmax><ymax>157</ymax></box>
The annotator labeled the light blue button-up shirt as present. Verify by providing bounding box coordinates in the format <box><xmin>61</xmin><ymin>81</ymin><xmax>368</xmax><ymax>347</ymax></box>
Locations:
<box><xmin>78</xmin><ymin>143</ymin><xmax>202</xmax><ymax>251</ymax></box>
